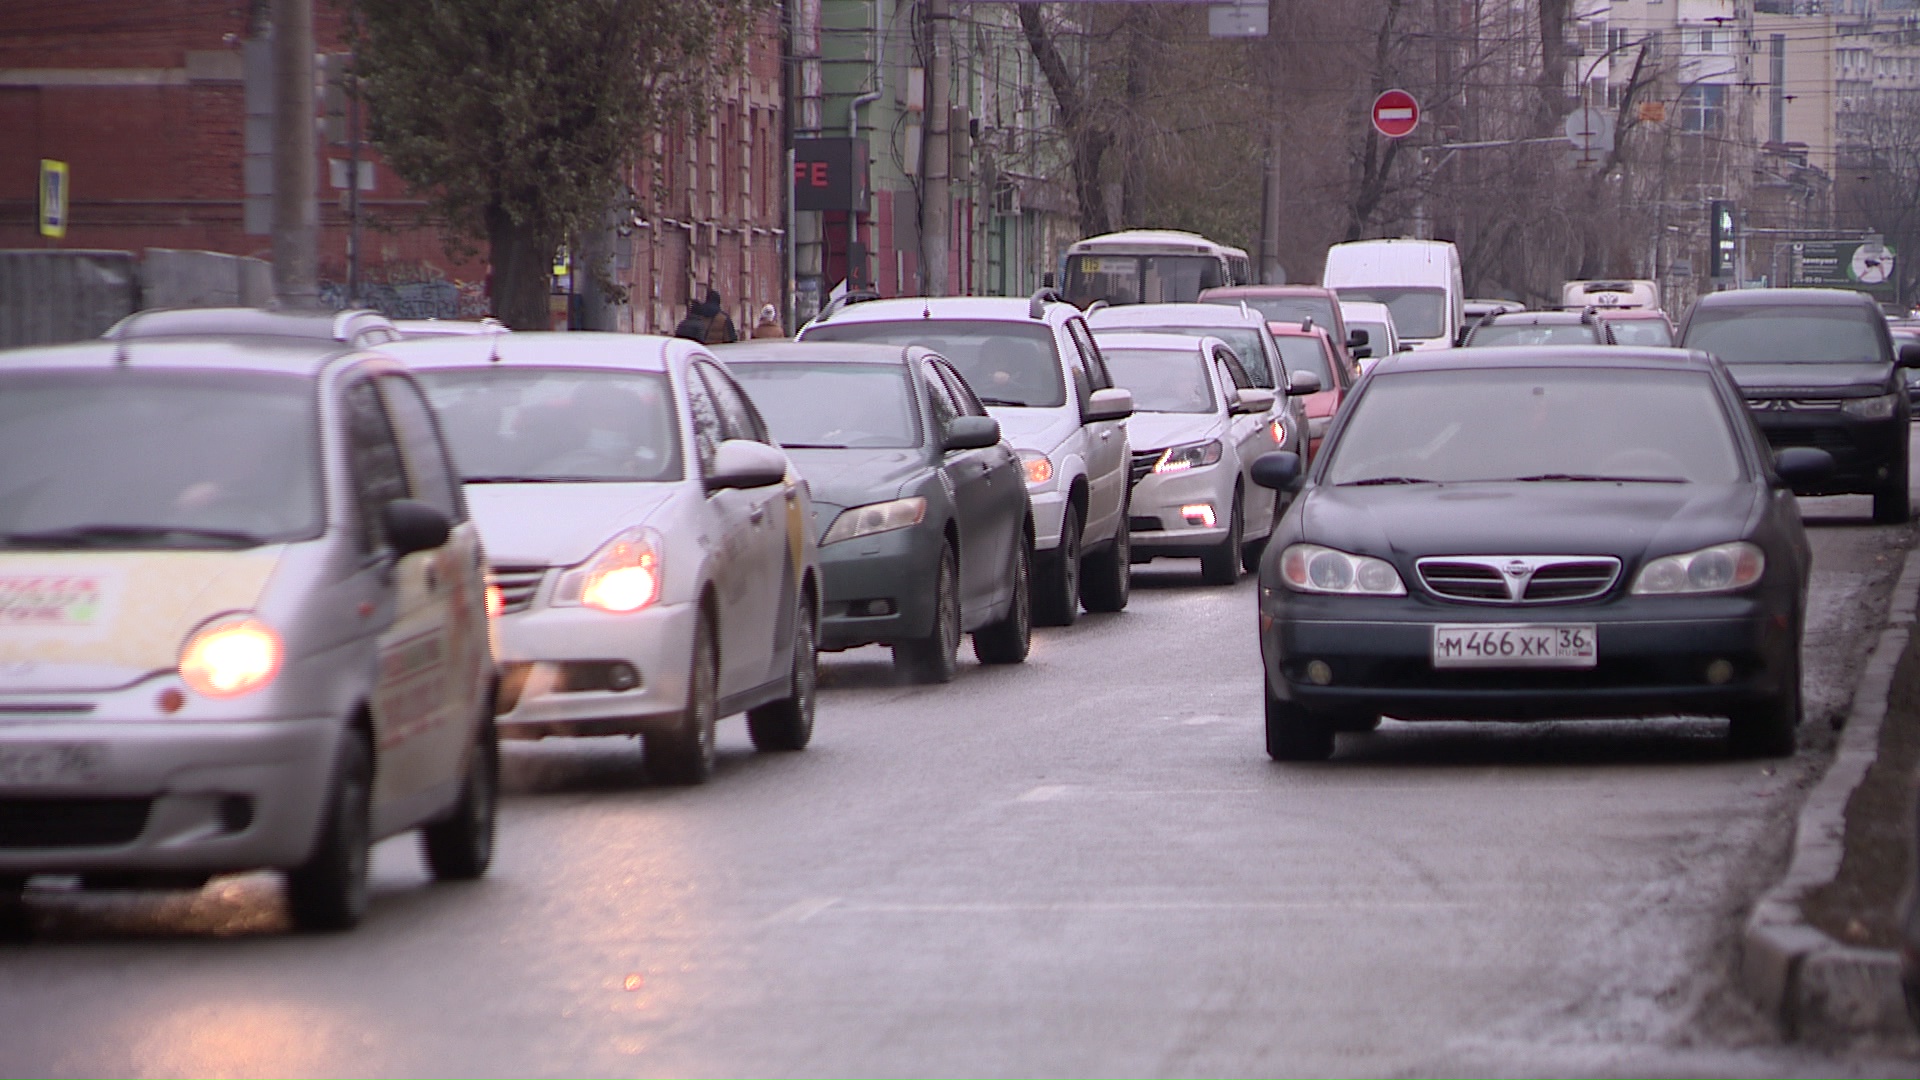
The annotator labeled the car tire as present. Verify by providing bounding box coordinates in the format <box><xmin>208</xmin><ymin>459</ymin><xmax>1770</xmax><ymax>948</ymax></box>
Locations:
<box><xmin>1081</xmin><ymin>513</ymin><xmax>1131</xmax><ymax>614</ymax></box>
<box><xmin>648</xmin><ymin>616</ymin><xmax>718</xmax><ymax>784</ymax></box>
<box><xmin>1874</xmin><ymin>451</ymin><xmax>1911</xmax><ymax>525</ymax></box>
<box><xmin>285</xmin><ymin>727</ymin><xmax>373</xmax><ymax>933</ymax></box>
<box><xmin>1200</xmin><ymin>492</ymin><xmax>1244</xmax><ymax>586</ymax></box>
<box><xmin>748</xmin><ymin>596</ymin><xmax>817</xmax><ymax>751</ymax></box>
<box><xmin>972</xmin><ymin>534</ymin><xmax>1032</xmax><ymax>665</ymax></box>
<box><xmin>1728</xmin><ymin>656</ymin><xmax>1801</xmax><ymax>759</ymax></box>
<box><xmin>1264</xmin><ymin>690</ymin><xmax>1335</xmax><ymax>762</ymax></box>
<box><xmin>1032</xmin><ymin>510</ymin><xmax>1082</xmax><ymax>627</ymax></box>
<box><xmin>896</xmin><ymin>546</ymin><xmax>961</xmax><ymax>683</ymax></box>
<box><xmin>420</xmin><ymin>717</ymin><xmax>498</xmax><ymax>883</ymax></box>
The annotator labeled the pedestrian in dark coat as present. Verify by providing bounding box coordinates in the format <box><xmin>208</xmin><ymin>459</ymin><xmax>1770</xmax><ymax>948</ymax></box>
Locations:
<box><xmin>675</xmin><ymin>288</ymin><xmax>738</xmax><ymax>344</ymax></box>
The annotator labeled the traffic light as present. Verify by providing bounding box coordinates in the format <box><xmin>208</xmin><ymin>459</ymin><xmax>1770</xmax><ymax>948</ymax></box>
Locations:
<box><xmin>1710</xmin><ymin>199</ymin><xmax>1737</xmax><ymax>278</ymax></box>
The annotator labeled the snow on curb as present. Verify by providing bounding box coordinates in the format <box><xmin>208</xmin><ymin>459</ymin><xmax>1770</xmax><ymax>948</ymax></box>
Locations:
<box><xmin>1740</xmin><ymin>545</ymin><xmax>1920</xmax><ymax>1045</ymax></box>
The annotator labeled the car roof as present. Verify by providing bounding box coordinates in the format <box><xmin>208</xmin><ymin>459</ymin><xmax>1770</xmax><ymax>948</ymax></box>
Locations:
<box><xmin>1478</xmin><ymin>310</ymin><xmax>1590</xmax><ymax>326</ymax></box>
<box><xmin>1092</xmin><ymin>331</ymin><xmax>1222</xmax><ymax>354</ymax></box>
<box><xmin>712</xmin><ymin>340</ymin><xmax>924</xmax><ymax>366</ymax></box>
<box><xmin>380</xmin><ymin>331</ymin><xmax>684</xmax><ymax>373</ymax></box>
<box><xmin>392</xmin><ymin>317</ymin><xmax>508</xmax><ymax>337</ymax></box>
<box><xmin>1367</xmin><ymin>344</ymin><xmax>1715</xmax><ymax>376</ymax></box>
<box><xmin>806</xmin><ymin>295</ymin><xmax>1071</xmax><ymax>327</ymax></box>
<box><xmin>1691</xmin><ymin>287</ymin><xmax>1880</xmax><ymax>309</ymax></box>
<box><xmin>1267</xmin><ymin>321</ymin><xmax>1332</xmax><ymax>340</ymax></box>
<box><xmin>1088</xmin><ymin>302</ymin><xmax>1266</xmax><ymax>328</ymax></box>
<box><xmin>1590</xmin><ymin>307</ymin><xmax>1669</xmax><ymax>319</ymax></box>
<box><xmin>1200</xmin><ymin>285</ymin><xmax>1337</xmax><ymax>299</ymax></box>
<box><xmin>0</xmin><ymin>335</ymin><xmax>361</xmax><ymax>376</ymax></box>
<box><xmin>103</xmin><ymin>306</ymin><xmax>402</xmax><ymax>345</ymax></box>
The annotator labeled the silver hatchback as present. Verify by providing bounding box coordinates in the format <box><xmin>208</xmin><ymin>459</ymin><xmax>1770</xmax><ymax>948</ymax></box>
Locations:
<box><xmin>0</xmin><ymin>336</ymin><xmax>498</xmax><ymax>932</ymax></box>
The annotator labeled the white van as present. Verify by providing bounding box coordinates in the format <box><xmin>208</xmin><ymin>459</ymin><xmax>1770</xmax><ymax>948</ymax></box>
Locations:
<box><xmin>1561</xmin><ymin>279</ymin><xmax>1660</xmax><ymax>310</ymax></box>
<box><xmin>1321</xmin><ymin>239</ymin><xmax>1464</xmax><ymax>351</ymax></box>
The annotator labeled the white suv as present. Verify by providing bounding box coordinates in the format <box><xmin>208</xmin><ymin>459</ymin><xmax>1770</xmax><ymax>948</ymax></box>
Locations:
<box><xmin>799</xmin><ymin>294</ymin><xmax>1134</xmax><ymax>625</ymax></box>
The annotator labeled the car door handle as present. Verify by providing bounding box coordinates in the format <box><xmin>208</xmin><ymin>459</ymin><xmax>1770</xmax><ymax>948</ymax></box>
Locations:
<box><xmin>749</xmin><ymin>506</ymin><xmax>766</xmax><ymax>525</ymax></box>
<box><xmin>1099</xmin><ymin>429</ymin><xmax>1113</xmax><ymax>440</ymax></box>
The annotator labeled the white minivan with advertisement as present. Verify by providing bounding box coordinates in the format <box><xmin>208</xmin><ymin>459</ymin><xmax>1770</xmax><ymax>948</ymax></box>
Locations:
<box><xmin>1321</xmin><ymin>238</ymin><xmax>1464</xmax><ymax>351</ymax></box>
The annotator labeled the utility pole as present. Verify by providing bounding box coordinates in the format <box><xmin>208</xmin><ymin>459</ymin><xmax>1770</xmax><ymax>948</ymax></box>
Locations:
<box><xmin>921</xmin><ymin>0</ymin><xmax>951</xmax><ymax>296</ymax></box>
<box><xmin>271</xmin><ymin>0</ymin><xmax>318</xmax><ymax>309</ymax></box>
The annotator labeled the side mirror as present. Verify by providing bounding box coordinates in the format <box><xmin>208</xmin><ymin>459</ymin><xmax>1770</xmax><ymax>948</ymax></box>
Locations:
<box><xmin>1231</xmin><ymin>387</ymin><xmax>1277</xmax><ymax>415</ymax></box>
<box><xmin>383</xmin><ymin>498</ymin><xmax>451</xmax><ymax>556</ymax></box>
<box><xmin>1250</xmin><ymin>451</ymin><xmax>1304</xmax><ymax>492</ymax></box>
<box><xmin>1900</xmin><ymin>343</ymin><xmax>1920</xmax><ymax>369</ymax></box>
<box><xmin>1773</xmin><ymin>446</ymin><xmax>1836</xmax><ymax>487</ymax></box>
<box><xmin>1346</xmin><ymin>330</ymin><xmax>1367</xmax><ymax>351</ymax></box>
<box><xmin>708</xmin><ymin>439</ymin><xmax>789</xmax><ymax>491</ymax></box>
<box><xmin>1286</xmin><ymin>370</ymin><xmax>1323</xmax><ymax>396</ymax></box>
<box><xmin>1350</xmin><ymin>341</ymin><xmax>1373</xmax><ymax>360</ymax></box>
<box><xmin>942</xmin><ymin>415</ymin><xmax>1001</xmax><ymax>451</ymax></box>
<box><xmin>1084</xmin><ymin>386</ymin><xmax>1134</xmax><ymax>423</ymax></box>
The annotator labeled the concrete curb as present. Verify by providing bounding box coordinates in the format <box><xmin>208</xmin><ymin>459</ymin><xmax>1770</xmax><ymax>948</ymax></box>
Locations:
<box><xmin>1740</xmin><ymin>545</ymin><xmax>1920</xmax><ymax>1046</ymax></box>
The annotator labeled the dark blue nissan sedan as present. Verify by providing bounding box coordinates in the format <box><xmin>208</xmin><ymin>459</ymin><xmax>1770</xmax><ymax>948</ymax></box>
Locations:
<box><xmin>1250</xmin><ymin>346</ymin><xmax>1831</xmax><ymax>762</ymax></box>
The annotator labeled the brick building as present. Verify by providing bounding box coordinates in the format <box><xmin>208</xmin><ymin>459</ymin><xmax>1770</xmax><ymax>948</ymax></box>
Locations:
<box><xmin>0</xmin><ymin>1</ymin><xmax>785</xmax><ymax>333</ymax></box>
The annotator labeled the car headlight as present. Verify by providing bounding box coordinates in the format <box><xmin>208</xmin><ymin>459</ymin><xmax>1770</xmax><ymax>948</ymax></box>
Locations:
<box><xmin>1278</xmin><ymin>544</ymin><xmax>1406</xmax><ymax>596</ymax></box>
<box><xmin>179</xmin><ymin>615</ymin><xmax>282</xmax><ymax>698</ymax></box>
<box><xmin>1842</xmin><ymin>393</ymin><xmax>1900</xmax><ymax>419</ymax></box>
<box><xmin>1630</xmin><ymin>541</ymin><xmax>1765</xmax><ymax>595</ymax></box>
<box><xmin>553</xmin><ymin>527</ymin><xmax>663</xmax><ymax>613</ymax></box>
<box><xmin>1154</xmin><ymin>440</ymin><xmax>1224</xmax><ymax>474</ymax></box>
<box><xmin>820</xmin><ymin>496</ymin><xmax>927</xmax><ymax>546</ymax></box>
<box><xmin>1018</xmin><ymin>450</ymin><xmax>1055</xmax><ymax>486</ymax></box>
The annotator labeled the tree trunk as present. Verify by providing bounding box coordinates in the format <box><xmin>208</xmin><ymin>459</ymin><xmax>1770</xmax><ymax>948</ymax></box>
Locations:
<box><xmin>1017</xmin><ymin>3</ymin><xmax>1112</xmax><ymax>236</ymax></box>
<box><xmin>488</xmin><ymin>203</ymin><xmax>552</xmax><ymax>330</ymax></box>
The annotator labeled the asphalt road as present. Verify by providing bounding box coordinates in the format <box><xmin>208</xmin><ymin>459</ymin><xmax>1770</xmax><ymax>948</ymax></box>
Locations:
<box><xmin>3</xmin><ymin>449</ymin><xmax>1919</xmax><ymax>1077</ymax></box>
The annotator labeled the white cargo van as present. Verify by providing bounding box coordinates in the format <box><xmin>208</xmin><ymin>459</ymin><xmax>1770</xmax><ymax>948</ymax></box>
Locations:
<box><xmin>1321</xmin><ymin>239</ymin><xmax>1464</xmax><ymax>351</ymax></box>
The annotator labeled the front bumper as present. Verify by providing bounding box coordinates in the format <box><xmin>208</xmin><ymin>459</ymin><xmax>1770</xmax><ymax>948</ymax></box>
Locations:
<box><xmin>492</xmin><ymin>599</ymin><xmax>699</xmax><ymax>739</ymax></box>
<box><xmin>1128</xmin><ymin>460</ymin><xmax>1238</xmax><ymax>559</ymax></box>
<box><xmin>1028</xmin><ymin>488</ymin><xmax>1068</xmax><ymax>553</ymax></box>
<box><xmin>816</xmin><ymin>525</ymin><xmax>942</xmax><ymax>651</ymax></box>
<box><xmin>0</xmin><ymin>711</ymin><xmax>338</xmax><ymax>875</ymax></box>
<box><xmin>1258</xmin><ymin>588</ymin><xmax>1797</xmax><ymax>721</ymax></box>
<box><xmin>1751</xmin><ymin>408</ymin><xmax>1906</xmax><ymax>494</ymax></box>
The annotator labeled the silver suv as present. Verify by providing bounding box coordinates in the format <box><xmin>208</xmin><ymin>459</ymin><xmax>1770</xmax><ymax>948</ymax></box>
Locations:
<box><xmin>800</xmin><ymin>294</ymin><xmax>1134</xmax><ymax>625</ymax></box>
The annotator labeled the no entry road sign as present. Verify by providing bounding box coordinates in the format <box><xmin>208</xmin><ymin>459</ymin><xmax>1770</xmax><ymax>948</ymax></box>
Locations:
<box><xmin>1371</xmin><ymin>90</ymin><xmax>1420</xmax><ymax>139</ymax></box>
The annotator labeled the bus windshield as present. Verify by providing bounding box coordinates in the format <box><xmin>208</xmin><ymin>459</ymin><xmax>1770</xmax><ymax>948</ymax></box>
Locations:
<box><xmin>1064</xmin><ymin>254</ymin><xmax>1226</xmax><ymax>308</ymax></box>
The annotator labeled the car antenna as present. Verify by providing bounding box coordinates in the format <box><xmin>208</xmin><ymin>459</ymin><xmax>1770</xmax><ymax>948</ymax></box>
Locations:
<box><xmin>923</xmin><ymin>298</ymin><xmax>932</xmax><ymax>320</ymax></box>
<box><xmin>488</xmin><ymin>329</ymin><xmax>503</xmax><ymax>363</ymax></box>
<box><xmin>1301</xmin><ymin>316</ymin><xmax>1314</xmax><ymax>332</ymax></box>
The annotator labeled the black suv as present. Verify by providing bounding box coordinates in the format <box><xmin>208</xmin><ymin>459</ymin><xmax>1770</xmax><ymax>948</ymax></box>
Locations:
<box><xmin>1680</xmin><ymin>288</ymin><xmax>1920</xmax><ymax>523</ymax></box>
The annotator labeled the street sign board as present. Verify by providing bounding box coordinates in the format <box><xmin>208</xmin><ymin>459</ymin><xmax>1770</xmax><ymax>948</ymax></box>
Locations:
<box><xmin>793</xmin><ymin>137</ymin><xmax>870</xmax><ymax>213</ymax></box>
<box><xmin>38</xmin><ymin>159</ymin><xmax>67</xmax><ymax>240</ymax></box>
<box><xmin>1564</xmin><ymin>108</ymin><xmax>1615</xmax><ymax>154</ymax></box>
<box><xmin>1208</xmin><ymin>1</ymin><xmax>1268</xmax><ymax>37</ymax></box>
<box><xmin>1371</xmin><ymin>90</ymin><xmax>1419</xmax><ymax>139</ymax></box>
<box><xmin>1790</xmin><ymin>239</ymin><xmax>1897</xmax><ymax>299</ymax></box>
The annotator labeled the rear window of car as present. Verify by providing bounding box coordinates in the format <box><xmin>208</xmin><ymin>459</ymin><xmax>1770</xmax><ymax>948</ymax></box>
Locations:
<box><xmin>1101</xmin><ymin>348</ymin><xmax>1217</xmax><ymax>414</ymax></box>
<box><xmin>1325</xmin><ymin>367</ymin><xmax>1744</xmax><ymax>485</ymax></box>
<box><xmin>1114</xmin><ymin>325</ymin><xmax>1273</xmax><ymax>387</ymax></box>
<box><xmin>0</xmin><ymin>369</ymin><xmax>322</xmax><ymax>547</ymax></box>
<box><xmin>801</xmin><ymin>319</ymin><xmax>1065</xmax><ymax>408</ymax></box>
<box><xmin>415</xmin><ymin>368</ymin><xmax>681</xmax><ymax>483</ymax></box>
<box><xmin>1600</xmin><ymin>318</ymin><xmax>1673</xmax><ymax>347</ymax></box>
<box><xmin>1207</xmin><ymin>294</ymin><xmax>1336</xmax><ymax>331</ymax></box>
<box><xmin>729</xmin><ymin>362</ymin><xmax>923</xmax><ymax>449</ymax></box>
<box><xmin>1683</xmin><ymin>305</ymin><xmax>1887</xmax><ymax>364</ymax></box>
<box><xmin>1466</xmin><ymin>322</ymin><xmax>1600</xmax><ymax>347</ymax></box>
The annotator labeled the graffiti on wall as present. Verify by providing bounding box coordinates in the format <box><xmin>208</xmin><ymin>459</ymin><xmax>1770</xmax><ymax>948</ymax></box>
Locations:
<box><xmin>319</xmin><ymin>262</ymin><xmax>490</xmax><ymax>319</ymax></box>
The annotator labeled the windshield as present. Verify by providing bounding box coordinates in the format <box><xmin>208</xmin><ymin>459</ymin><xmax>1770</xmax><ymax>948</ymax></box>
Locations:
<box><xmin>1335</xmin><ymin>286</ymin><xmax>1446</xmax><ymax>340</ymax></box>
<box><xmin>801</xmin><ymin>320</ymin><xmax>1065</xmax><ymax>408</ymax></box>
<box><xmin>1682</xmin><ymin>306</ymin><xmax>1887</xmax><ymax>364</ymax></box>
<box><xmin>729</xmin><ymin>362</ymin><xmax>922</xmax><ymax>449</ymax></box>
<box><xmin>1119</xmin><ymin>325</ymin><xmax>1273</xmax><ymax>386</ymax></box>
<box><xmin>1466</xmin><ymin>322</ymin><xmax>1599</xmax><ymax>347</ymax></box>
<box><xmin>1102</xmin><ymin>348</ymin><xmax>1217</xmax><ymax>414</ymax></box>
<box><xmin>1064</xmin><ymin>254</ymin><xmax>1225</xmax><ymax>307</ymax></box>
<box><xmin>416</xmin><ymin>368</ymin><xmax>681</xmax><ymax>482</ymax></box>
<box><xmin>1600</xmin><ymin>318</ymin><xmax>1672</xmax><ymax>347</ymax></box>
<box><xmin>0</xmin><ymin>370</ymin><xmax>321</xmax><ymax>547</ymax></box>
<box><xmin>1325</xmin><ymin>367</ymin><xmax>1742</xmax><ymax>485</ymax></box>
<box><xmin>1210</xmin><ymin>294</ymin><xmax>1336</xmax><ymax>329</ymax></box>
<box><xmin>1273</xmin><ymin>334</ymin><xmax>1334</xmax><ymax>387</ymax></box>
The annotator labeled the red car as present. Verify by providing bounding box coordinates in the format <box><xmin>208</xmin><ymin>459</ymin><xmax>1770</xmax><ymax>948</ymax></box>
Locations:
<box><xmin>1266</xmin><ymin>321</ymin><xmax>1355</xmax><ymax>461</ymax></box>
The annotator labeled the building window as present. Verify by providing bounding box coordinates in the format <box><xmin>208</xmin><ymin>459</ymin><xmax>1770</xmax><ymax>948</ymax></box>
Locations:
<box><xmin>1680</xmin><ymin>83</ymin><xmax>1727</xmax><ymax>131</ymax></box>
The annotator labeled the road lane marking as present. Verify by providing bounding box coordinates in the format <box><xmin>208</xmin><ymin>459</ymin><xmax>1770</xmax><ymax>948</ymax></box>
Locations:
<box><xmin>763</xmin><ymin>897</ymin><xmax>839</xmax><ymax>925</ymax></box>
<box><xmin>1014</xmin><ymin>784</ymin><xmax>1070</xmax><ymax>802</ymax></box>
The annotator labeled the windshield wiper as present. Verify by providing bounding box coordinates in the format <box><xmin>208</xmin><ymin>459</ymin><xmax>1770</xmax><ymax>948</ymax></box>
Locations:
<box><xmin>975</xmin><ymin>397</ymin><xmax>1030</xmax><ymax>408</ymax></box>
<box><xmin>1507</xmin><ymin>473</ymin><xmax>1686</xmax><ymax>484</ymax></box>
<box><xmin>462</xmin><ymin>475</ymin><xmax>580</xmax><ymax>484</ymax></box>
<box><xmin>1342</xmin><ymin>476</ymin><xmax>1434</xmax><ymax>486</ymax></box>
<box><xmin>0</xmin><ymin>524</ymin><xmax>268</xmax><ymax>549</ymax></box>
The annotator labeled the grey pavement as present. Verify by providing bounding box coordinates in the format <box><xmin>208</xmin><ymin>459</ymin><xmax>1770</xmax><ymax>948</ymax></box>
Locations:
<box><xmin>1</xmin><ymin>459</ymin><xmax>1919</xmax><ymax>1077</ymax></box>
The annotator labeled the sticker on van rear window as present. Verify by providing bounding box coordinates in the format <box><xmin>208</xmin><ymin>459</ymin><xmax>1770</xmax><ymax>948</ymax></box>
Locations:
<box><xmin>0</xmin><ymin>575</ymin><xmax>108</xmax><ymax>627</ymax></box>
